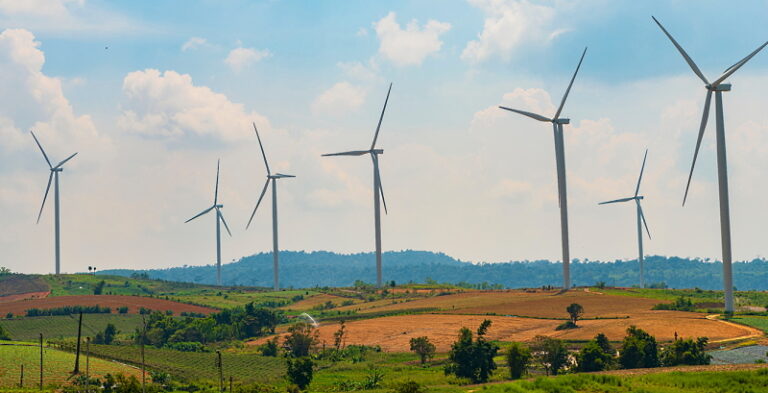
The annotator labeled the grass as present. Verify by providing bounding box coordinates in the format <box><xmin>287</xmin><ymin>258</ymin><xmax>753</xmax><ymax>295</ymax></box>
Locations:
<box><xmin>730</xmin><ymin>316</ymin><xmax>768</xmax><ymax>333</ymax></box>
<box><xmin>597</xmin><ymin>287</ymin><xmax>768</xmax><ymax>310</ymax></box>
<box><xmin>0</xmin><ymin>343</ymin><xmax>138</xmax><ymax>388</ymax></box>
<box><xmin>1</xmin><ymin>314</ymin><xmax>145</xmax><ymax>341</ymax></box>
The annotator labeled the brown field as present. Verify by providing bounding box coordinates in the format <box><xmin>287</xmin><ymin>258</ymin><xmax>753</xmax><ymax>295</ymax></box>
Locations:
<box><xmin>0</xmin><ymin>291</ymin><xmax>50</xmax><ymax>303</ymax></box>
<box><xmin>0</xmin><ymin>275</ymin><xmax>49</xmax><ymax>297</ymax></box>
<box><xmin>282</xmin><ymin>293</ymin><xmax>361</xmax><ymax>311</ymax></box>
<box><xmin>0</xmin><ymin>295</ymin><xmax>217</xmax><ymax>315</ymax></box>
<box><xmin>254</xmin><ymin>289</ymin><xmax>761</xmax><ymax>352</ymax></box>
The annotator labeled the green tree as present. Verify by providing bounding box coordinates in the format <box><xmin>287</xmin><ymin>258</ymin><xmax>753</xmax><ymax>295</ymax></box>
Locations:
<box><xmin>531</xmin><ymin>335</ymin><xmax>569</xmax><ymax>375</ymax></box>
<box><xmin>505</xmin><ymin>342</ymin><xmax>532</xmax><ymax>379</ymax></box>
<box><xmin>286</xmin><ymin>357</ymin><xmax>313</xmax><ymax>390</ymax></box>
<box><xmin>444</xmin><ymin>319</ymin><xmax>499</xmax><ymax>383</ymax></box>
<box><xmin>260</xmin><ymin>337</ymin><xmax>279</xmax><ymax>357</ymax></box>
<box><xmin>576</xmin><ymin>334</ymin><xmax>615</xmax><ymax>372</ymax></box>
<box><xmin>566</xmin><ymin>303</ymin><xmax>584</xmax><ymax>325</ymax></box>
<box><xmin>93</xmin><ymin>280</ymin><xmax>106</xmax><ymax>295</ymax></box>
<box><xmin>94</xmin><ymin>323</ymin><xmax>119</xmax><ymax>345</ymax></box>
<box><xmin>660</xmin><ymin>337</ymin><xmax>711</xmax><ymax>366</ymax></box>
<box><xmin>0</xmin><ymin>323</ymin><xmax>10</xmax><ymax>340</ymax></box>
<box><xmin>619</xmin><ymin>326</ymin><xmax>660</xmax><ymax>369</ymax></box>
<box><xmin>283</xmin><ymin>322</ymin><xmax>318</xmax><ymax>358</ymax></box>
<box><xmin>409</xmin><ymin>336</ymin><xmax>436</xmax><ymax>365</ymax></box>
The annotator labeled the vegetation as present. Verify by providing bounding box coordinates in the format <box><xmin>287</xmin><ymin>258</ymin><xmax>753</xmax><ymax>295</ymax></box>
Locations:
<box><xmin>282</xmin><ymin>322</ymin><xmax>318</xmax><ymax>358</ymax></box>
<box><xmin>93</xmin><ymin>323</ymin><xmax>118</xmax><ymax>345</ymax></box>
<box><xmin>0</xmin><ymin>323</ymin><xmax>10</xmax><ymax>340</ymax></box>
<box><xmin>566</xmin><ymin>303</ymin><xmax>584</xmax><ymax>324</ymax></box>
<box><xmin>531</xmin><ymin>335</ymin><xmax>569</xmax><ymax>376</ymax></box>
<box><xmin>26</xmin><ymin>305</ymin><xmax>112</xmax><ymax>317</ymax></box>
<box><xmin>619</xmin><ymin>325</ymin><xmax>660</xmax><ymax>369</ymax></box>
<box><xmin>660</xmin><ymin>337</ymin><xmax>712</xmax><ymax>366</ymax></box>
<box><xmin>1</xmin><ymin>314</ymin><xmax>144</xmax><ymax>341</ymax></box>
<box><xmin>409</xmin><ymin>336</ymin><xmax>435</xmax><ymax>365</ymax></box>
<box><xmin>444</xmin><ymin>319</ymin><xmax>499</xmax><ymax>383</ymax></box>
<box><xmin>285</xmin><ymin>357</ymin><xmax>313</xmax><ymax>390</ymax></box>
<box><xmin>653</xmin><ymin>296</ymin><xmax>696</xmax><ymax>311</ymax></box>
<box><xmin>575</xmin><ymin>333</ymin><xmax>615</xmax><ymax>372</ymax></box>
<box><xmin>505</xmin><ymin>342</ymin><xmax>532</xmax><ymax>379</ymax></box>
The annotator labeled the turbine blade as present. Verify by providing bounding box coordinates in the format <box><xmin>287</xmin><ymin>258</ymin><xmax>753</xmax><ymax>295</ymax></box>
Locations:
<box><xmin>373</xmin><ymin>155</ymin><xmax>387</xmax><ymax>215</ymax></box>
<box><xmin>499</xmin><ymin>106</ymin><xmax>552</xmax><ymax>122</ymax></box>
<box><xmin>30</xmin><ymin>131</ymin><xmax>52</xmax><ymax>168</ymax></box>
<box><xmin>185</xmin><ymin>206</ymin><xmax>214</xmax><ymax>223</ymax></box>
<box><xmin>274</xmin><ymin>173</ymin><xmax>296</xmax><ymax>178</ymax></box>
<box><xmin>634</xmin><ymin>149</ymin><xmax>648</xmax><ymax>197</ymax></box>
<box><xmin>638</xmin><ymin>201</ymin><xmax>652</xmax><ymax>240</ymax></box>
<box><xmin>712</xmin><ymin>40</ymin><xmax>768</xmax><ymax>86</ymax></box>
<box><xmin>214</xmin><ymin>159</ymin><xmax>220</xmax><ymax>205</ymax></box>
<box><xmin>36</xmin><ymin>172</ymin><xmax>53</xmax><ymax>223</ymax></box>
<box><xmin>651</xmin><ymin>16</ymin><xmax>709</xmax><ymax>85</ymax></box>
<box><xmin>218</xmin><ymin>209</ymin><xmax>232</xmax><ymax>237</ymax></box>
<box><xmin>371</xmin><ymin>83</ymin><xmax>392</xmax><ymax>150</ymax></box>
<box><xmin>598</xmin><ymin>196</ymin><xmax>636</xmax><ymax>205</ymax></box>
<box><xmin>246</xmin><ymin>179</ymin><xmax>271</xmax><ymax>229</ymax></box>
<box><xmin>53</xmin><ymin>152</ymin><xmax>78</xmax><ymax>169</ymax></box>
<box><xmin>322</xmin><ymin>150</ymin><xmax>370</xmax><ymax>157</ymax></box>
<box><xmin>252</xmin><ymin>122</ymin><xmax>271</xmax><ymax>175</ymax></box>
<box><xmin>683</xmin><ymin>90</ymin><xmax>713</xmax><ymax>206</ymax></box>
<box><xmin>553</xmin><ymin>47</ymin><xmax>587</xmax><ymax>120</ymax></box>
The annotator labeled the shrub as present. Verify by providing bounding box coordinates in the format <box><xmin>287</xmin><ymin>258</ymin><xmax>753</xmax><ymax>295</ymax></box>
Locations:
<box><xmin>260</xmin><ymin>337</ymin><xmax>279</xmax><ymax>357</ymax></box>
<box><xmin>26</xmin><ymin>305</ymin><xmax>111</xmax><ymax>317</ymax></box>
<box><xmin>444</xmin><ymin>319</ymin><xmax>499</xmax><ymax>383</ymax></box>
<box><xmin>653</xmin><ymin>296</ymin><xmax>695</xmax><ymax>311</ymax></box>
<box><xmin>5</xmin><ymin>312</ymin><xmax>12</xmax><ymax>319</ymax></box>
<box><xmin>619</xmin><ymin>325</ymin><xmax>660</xmax><ymax>369</ymax></box>
<box><xmin>505</xmin><ymin>342</ymin><xmax>532</xmax><ymax>379</ymax></box>
<box><xmin>409</xmin><ymin>336</ymin><xmax>436</xmax><ymax>365</ymax></box>
<box><xmin>576</xmin><ymin>334</ymin><xmax>615</xmax><ymax>372</ymax></box>
<box><xmin>285</xmin><ymin>357</ymin><xmax>313</xmax><ymax>390</ymax></box>
<box><xmin>0</xmin><ymin>323</ymin><xmax>10</xmax><ymax>340</ymax></box>
<box><xmin>93</xmin><ymin>280</ymin><xmax>106</xmax><ymax>295</ymax></box>
<box><xmin>163</xmin><ymin>341</ymin><xmax>209</xmax><ymax>352</ymax></box>
<box><xmin>93</xmin><ymin>323</ymin><xmax>118</xmax><ymax>345</ymax></box>
<box><xmin>283</xmin><ymin>322</ymin><xmax>318</xmax><ymax>358</ymax></box>
<box><xmin>660</xmin><ymin>337</ymin><xmax>711</xmax><ymax>366</ymax></box>
<box><xmin>391</xmin><ymin>380</ymin><xmax>425</xmax><ymax>393</ymax></box>
<box><xmin>117</xmin><ymin>306</ymin><xmax>129</xmax><ymax>314</ymax></box>
<box><xmin>555</xmin><ymin>321</ymin><xmax>578</xmax><ymax>330</ymax></box>
<box><xmin>531</xmin><ymin>335</ymin><xmax>569</xmax><ymax>376</ymax></box>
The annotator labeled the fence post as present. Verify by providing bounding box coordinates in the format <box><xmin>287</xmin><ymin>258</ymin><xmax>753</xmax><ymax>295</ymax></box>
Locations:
<box><xmin>19</xmin><ymin>364</ymin><xmax>24</xmax><ymax>388</ymax></box>
<box><xmin>39</xmin><ymin>333</ymin><xmax>43</xmax><ymax>390</ymax></box>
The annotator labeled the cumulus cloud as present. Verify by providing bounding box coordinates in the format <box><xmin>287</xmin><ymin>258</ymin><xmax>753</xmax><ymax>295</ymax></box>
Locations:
<box><xmin>311</xmin><ymin>82</ymin><xmax>367</xmax><ymax>116</ymax></box>
<box><xmin>181</xmin><ymin>37</ymin><xmax>207</xmax><ymax>52</ymax></box>
<box><xmin>118</xmin><ymin>69</ymin><xmax>271</xmax><ymax>141</ymax></box>
<box><xmin>224</xmin><ymin>47</ymin><xmax>271</xmax><ymax>72</ymax></box>
<box><xmin>374</xmin><ymin>12</ymin><xmax>451</xmax><ymax>67</ymax></box>
<box><xmin>462</xmin><ymin>0</ymin><xmax>562</xmax><ymax>63</ymax></box>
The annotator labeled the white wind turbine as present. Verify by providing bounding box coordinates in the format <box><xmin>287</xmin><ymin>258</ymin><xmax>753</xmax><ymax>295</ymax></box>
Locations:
<box><xmin>31</xmin><ymin>131</ymin><xmax>78</xmax><ymax>275</ymax></box>
<box><xmin>653</xmin><ymin>16</ymin><xmax>768</xmax><ymax>313</ymax></box>
<box><xmin>498</xmin><ymin>48</ymin><xmax>587</xmax><ymax>290</ymax></box>
<box><xmin>246</xmin><ymin>123</ymin><xmax>295</xmax><ymax>291</ymax></box>
<box><xmin>599</xmin><ymin>149</ymin><xmax>651</xmax><ymax>288</ymax></box>
<box><xmin>185</xmin><ymin>159</ymin><xmax>232</xmax><ymax>286</ymax></box>
<box><xmin>323</xmin><ymin>83</ymin><xmax>391</xmax><ymax>288</ymax></box>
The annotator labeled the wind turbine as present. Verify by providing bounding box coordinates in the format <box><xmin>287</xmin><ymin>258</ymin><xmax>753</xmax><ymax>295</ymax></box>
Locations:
<box><xmin>653</xmin><ymin>16</ymin><xmax>768</xmax><ymax>313</ymax></box>
<box><xmin>31</xmin><ymin>131</ymin><xmax>78</xmax><ymax>275</ymax></box>
<box><xmin>323</xmin><ymin>83</ymin><xmax>391</xmax><ymax>288</ymax></box>
<box><xmin>498</xmin><ymin>48</ymin><xmax>587</xmax><ymax>290</ymax></box>
<box><xmin>185</xmin><ymin>159</ymin><xmax>232</xmax><ymax>286</ymax></box>
<box><xmin>246</xmin><ymin>123</ymin><xmax>295</xmax><ymax>291</ymax></box>
<box><xmin>599</xmin><ymin>149</ymin><xmax>651</xmax><ymax>288</ymax></box>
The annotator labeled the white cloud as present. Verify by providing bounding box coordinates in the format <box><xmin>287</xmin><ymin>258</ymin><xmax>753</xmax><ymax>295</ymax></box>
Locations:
<box><xmin>356</xmin><ymin>27</ymin><xmax>368</xmax><ymax>37</ymax></box>
<box><xmin>0</xmin><ymin>0</ymin><xmax>143</xmax><ymax>34</ymax></box>
<box><xmin>462</xmin><ymin>0</ymin><xmax>562</xmax><ymax>64</ymax></box>
<box><xmin>311</xmin><ymin>82</ymin><xmax>367</xmax><ymax>116</ymax></box>
<box><xmin>374</xmin><ymin>12</ymin><xmax>451</xmax><ymax>67</ymax></box>
<box><xmin>224</xmin><ymin>47</ymin><xmax>271</xmax><ymax>72</ymax></box>
<box><xmin>118</xmin><ymin>69</ymin><xmax>271</xmax><ymax>141</ymax></box>
<box><xmin>181</xmin><ymin>37</ymin><xmax>207</xmax><ymax>52</ymax></box>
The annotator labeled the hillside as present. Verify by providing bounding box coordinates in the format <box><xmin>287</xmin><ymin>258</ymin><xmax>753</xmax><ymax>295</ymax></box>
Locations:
<box><xmin>99</xmin><ymin>250</ymin><xmax>768</xmax><ymax>290</ymax></box>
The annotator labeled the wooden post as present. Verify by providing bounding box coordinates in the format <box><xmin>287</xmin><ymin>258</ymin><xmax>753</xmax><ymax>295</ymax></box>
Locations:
<box><xmin>86</xmin><ymin>336</ymin><xmax>91</xmax><ymax>390</ymax></box>
<box><xmin>19</xmin><ymin>364</ymin><xmax>24</xmax><ymax>388</ymax></box>
<box><xmin>216</xmin><ymin>351</ymin><xmax>223</xmax><ymax>393</ymax></box>
<box><xmin>229</xmin><ymin>376</ymin><xmax>233</xmax><ymax>392</ymax></box>
<box><xmin>141</xmin><ymin>315</ymin><xmax>146</xmax><ymax>393</ymax></box>
<box><xmin>73</xmin><ymin>311</ymin><xmax>83</xmax><ymax>374</ymax></box>
<box><xmin>39</xmin><ymin>333</ymin><xmax>43</xmax><ymax>390</ymax></box>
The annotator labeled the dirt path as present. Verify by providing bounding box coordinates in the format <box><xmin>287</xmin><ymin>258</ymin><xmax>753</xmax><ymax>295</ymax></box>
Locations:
<box><xmin>706</xmin><ymin>314</ymin><xmax>764</xmax><ymax>343</ymax></box>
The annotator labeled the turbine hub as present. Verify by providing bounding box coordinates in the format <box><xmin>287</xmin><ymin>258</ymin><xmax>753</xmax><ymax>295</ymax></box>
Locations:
<box><xmin>636</xmin><ymin>196</ymin><xmax>644</xmax><ymax>200</ymax></box>
<box><xmin>553</xmin><ymin>118</ymin><xmax>570</xmax><ymax>125</ymax></box>
<box><xmin>709</xmin><ymin>83</ymin><xmax>731</xmax><ymax>92</ymax></box>
<box><xmin>52</xmin><ymin>168</ymin><xmax>63</xmax><ymax>172</ymax></box>
<box><xmin>371</xmin><ymin>149</ymin><xmax>384</xmax><ymax>154</ymax></box>
<box><xmin>215</xmin><ymin>204</ymin><xmax>223</xmax><ymax>208</ymax></box>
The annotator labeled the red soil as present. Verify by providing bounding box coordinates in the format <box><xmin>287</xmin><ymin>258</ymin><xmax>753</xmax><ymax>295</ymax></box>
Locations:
<box><xmin>0</xmin><ymin>295</ymin><xmax>217</xmax><ymax>315</ymax></box>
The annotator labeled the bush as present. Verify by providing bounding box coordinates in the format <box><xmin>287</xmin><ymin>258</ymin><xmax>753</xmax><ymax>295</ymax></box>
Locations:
<box><xmin>26</xmin><ymin>305</ymin><xmax>111</xmax><ymax>317</ymax></box>
<box><xmin>163</xmin><ymin>341</ymin><xmax>209</xmax><ymax>352</ymax></box>
<box><xmin>93</xmin><ymin>280</ymin><xmax>106</xmax><ymax>295</ymax></box>
<box><xmin>5</xmin><ymin>312</ymin><xmax>12</xmax><ymax>319</ymax></box>
<box><xmin>260</xmin><ymin>337</ymin><xmax>279</xmax><ymax>357</ymax></box>
<box><xmin>506</xmin><ymin>342</ymin><xmax>532</xmax><ymax>379</ymax></box>
<box><xmin>93</xmin><ymin>323</ymin><xmax>118</xmax><ymax>345</ymax></box>
<box><xmin>531</xmin><ymin>335</ymin><xmax>568</xmax><ymax>376</ymax></box>
<box><xmin>660</xmin><ymin>337</ymin><xmax>711</xmax><ymax>366</ymax></box>
<box><xmin>555</xmin><ymin>321</ymin><xmax>578</xmax><ymax>330</ymax></box>
<box><xmin>409</xmin><ymin>336</ymin><xmax>436</xmax><ymax>365</ymax></box>
<box><xmin>391</xmin><ymin>380</ymin><xmax>425</xmax><ymax>393</ymax></box>
<box><xmin>117</xmin><ymin>306</ymin><xmax>128</xmax><ymax>314</ymax></box>
<box><xmin>576</xmin><ymin>334</ymin><xmax>615</xmax><ymax>372</ymax></box>
<box><xmin>283</xmin><ymin>322</ymin><xmax>318</xmax><ymax>358</ymax></box>
<box><xmin>444</xmin><ymin>319</ymin><xmax>499</xmax><ymax>383</ymax></box>
<box><xmin>0</xmin><ymin>323</ymin><xmax>10</xmax><ymax>340</ymax></box>
<box><xmin>285</xmin><ymin>357</ymin><xmax>313</xmax><ymax>390</ymax></box>
<box><xmin>653</xmin><ymin>296</ymin><xmax>695</xmax><ymax>311</ymax></box>
<box><xmin>619</xmin><ymin>325</ymin><xmax>660</xmax><ymax>369</ymax></box>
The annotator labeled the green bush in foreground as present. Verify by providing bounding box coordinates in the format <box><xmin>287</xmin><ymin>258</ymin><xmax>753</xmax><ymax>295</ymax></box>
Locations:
<box><xmin>505</xmin><ymin>342</ymin><xmax>532</xmax><ymax>379</ymax></box>
<box><xmin>444</xmin><ymin>319</ymin><xmax>499</xmax><ymax>383</ymax></box>
<box><xmin>660</xmin><ymin>337</ymin><xmax>711</xmax><ymax>366</ymax></box>
<box><xmin>619</xmin><ymin>325</ymin><xmax>660</xmax><ymax>369</ymax></box>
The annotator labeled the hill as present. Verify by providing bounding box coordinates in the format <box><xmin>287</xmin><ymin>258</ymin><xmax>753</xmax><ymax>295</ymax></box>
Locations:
<box><xmin>99</xmin><ymin>250</ymin><xmax>768</xmax><ymax>290</ymax></box>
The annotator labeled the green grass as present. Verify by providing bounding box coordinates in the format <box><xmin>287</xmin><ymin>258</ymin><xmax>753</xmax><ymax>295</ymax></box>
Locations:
<box><xmin>731</xmin><ymin>316</ymin><xmax>768</xmax><ymax>333</ymax></box>
<box><xmin>597</xmin><ymin>287</ymin><xmax>768</xmax><ymax>310</ymax></box>
<box><xmin>1</xmin><ymin>314</ymin><xmax>145</xmax><ymax>341</ymax></box>
<box><xmin>0</xmin><ymin>343</ymin><xmax>139</xmax><ymax>388</ymax></box>
<box><xmin>173</xmin><ymin>289</ymin><xmax>318</xmax><ymax>309</ymax></box>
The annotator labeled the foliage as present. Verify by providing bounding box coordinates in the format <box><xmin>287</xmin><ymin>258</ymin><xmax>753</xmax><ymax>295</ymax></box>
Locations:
<box><xmin>444</xmin><ymin>319</ymin><xmax>499</xmax><ymax>383</ymax></box>
<box><xmin>531</xmin><ymin>335</ymin><xmax>569</xmax><ymax>376</ymax></box>
<box><xmin>660</xmin><ymin>337</ymin><xmax>712</xmax><ymax>366</ymax></box>
<box><xmin>619</xmin><ymin>325</ymin><xmax>660</xmax><ymax>369</ymax></box>
<box><xmin>391</xmin><ymin>380</ymin><xmax>426</xmax><ymax>393</ymax></box>
<box><xmin>652</xmin><ymin>296</ymin><xmax>695</xmax><ymax>311</ymax></box>
<box><xmin>505</xmin><ymin>342</ymin><xmax>532</xmax><ymax>379</ymax></box>
<box><xmin>282</xmin><ymin>322</ymin><xmax>318</xmax><ymax>358</ymax></box>
<box><xmin>26</xmin><ymin>305</ymin><xmax>111</xmax><ymax>317</ymax></box>
<box><xmin>1</xmin><ymin>314</ymin><xmax>144</xmax><ymax>341</ymax></box>
<box><xmin>94</xmin><ymin>280</ymin><xmax>106</xmax><ymax>295</ymax></box>
<box><xmin>93</xmin><ymin>323</ymin><xmax>118</xmax><ymax>345</ymax></box>
<box><xmin>566</xmin><ymin>303</ymin><xmax>584</xmax><ymax>324</ymax></box>
<box><xmin>163</xmin><ymin>341</ymin><xmax>209</xmax><ymax>352</ymax></box>
<box><xmin>285</xmin><ymin>357</ymin><xmax>313</xmax><ymax>390</ymax></box>
<box><xmin>0</xmin><ymin>323</ymin><xmax>9</xmax><ymax>340</ymax></box>
<box><xmin>333</xmin><ymin>321</ymin><xmax>347</xmax><ymax>350</ymax></box>
<box><xmin>409</xmin><ymin>336</ymin><xmax>435</xmax><ymax>365</ymax></box>
<box><xmin>259</xmin><ymin>336</ymin><xmax>279</xmax><ymax>357</ymax></box>
<box><xmin>576</xmin><ymin>334</ymin><xmax>615</xmax><ymax>372</ymax></box>
<box><xmin>555</xmin><ymin>321</ymin><xmax>578</xmax><ymax>330</ymax></box>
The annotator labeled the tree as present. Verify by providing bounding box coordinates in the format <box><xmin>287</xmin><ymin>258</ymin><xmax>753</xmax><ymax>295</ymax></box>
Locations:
<box><xmin>444</xmin><ymin>319</ymin><xmax>499</xmax><ymax>383</ymax></box>
<box><xmin>283</xmin><ymin>322</ymin><xmax>318</xmax><ymax>358</ymax></box>
<box><xmin>409</xmin><ymin>336</ymin><xmax>436</xmax><ymax>365</ymax></box>
<box><xmin>0</xmin><ymin>323</ymin><xmax>10</xmax><ymax>340</ymax></box>
<box><xmin>333</xmin><ymin>321</ymin><xmax>346</xmax><ymax>350</ymax></box>
<box><xmin>94</xmin><ymin>323</ymin><xmax>118</xmax><ymax>345</ymax></box>
<box><xmin>576</xmin><ymin>334</ymin><xmax>615</xmax><ymax>372</ymax></box>
<box><xmin>566</xmin><ymin>303</ymin><xmax>584</xmax><ymax>325</ymax></box>
<box><xmin>286</xmin><ymin>357</ymin><xmax>313</xmax><ymax>390</ymax></box>
<box><xmin>505</xmin><ymin>342</ymin><xmax>531</xmax><ymax>379</ymax></box>
<box><xmin>260</xmin><ymin>337</ymin><xmax>279</xmax><ymax>357</ymax></box>
<box><xmin>93</xmin><ymin>280</ymin><xmax>106</xmax><ymax>295</ymax></box>
<box><xmin>619</xmin><ymin>326</ymin><xmax>660</xmax><ymax>369</ymax></box>
<box><xmin>531</xmin><ymin>335</ymin><xmax>568</xmax><ymax>376</ymax></box>
<box><xmin>660</xmin><ymin>337</ymin><xmax>711</xmax><ymax>366</ymax></box>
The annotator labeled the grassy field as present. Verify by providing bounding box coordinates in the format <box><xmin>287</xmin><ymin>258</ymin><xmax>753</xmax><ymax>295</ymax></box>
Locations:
<box><xmin>0</xmin><ymin>343</ymin><xmax>139</xmax><ymax>388</ymax></box>
<box><xmin>730</xmin><ymin>316</ymin><xmax>768</xmax><ymax>333</ymax></box>
<box><xmin>1</xmin><ymin>314</ymin><xmax>144</xmax><ymax>341</ymax></box>
<box><xmin>597</xmin><ymin>287</ymin><xmax>768</xmax><ymax>310</ymax></box>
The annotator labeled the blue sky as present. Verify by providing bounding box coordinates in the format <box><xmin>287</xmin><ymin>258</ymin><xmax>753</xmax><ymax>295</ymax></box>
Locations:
<box><xmin>2</xmin><ymin>0</ymin><xmax>768</xmax><ymax>274</ymax></box>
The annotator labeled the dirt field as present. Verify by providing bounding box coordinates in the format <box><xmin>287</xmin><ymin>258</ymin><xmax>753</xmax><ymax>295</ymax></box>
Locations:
<box><xmin>0</xmin><ymin>291</ymin><xmax>50</xmax><ymax>303</ymax></box>
<box><xmin>282</xmin><ymin>293</ymin><xmax>361</xmax><ymax>311</ymax></box>
<box><xmin>0</xmin><ymin>275</ymin><xmax>49</xmax><ymax>297</ymax></box>
<box><xmin>0</xmin><ymin>295</ymin><xmax>217</xmax><ymax>315</ymax></box>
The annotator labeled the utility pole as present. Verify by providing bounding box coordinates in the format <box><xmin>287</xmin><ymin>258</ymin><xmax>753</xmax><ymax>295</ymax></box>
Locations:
<box><xmin>86</xmin><ymin>336</ymin><xmax>91</xmax><ymax>389</ymax></box>
<box><xmin>19</xmin><ymin>364</ymin><xmax>24</xmax><ymax>388</ymax></box>
<box><xmin>39</xmin><ymin>333</ymin><xmax>43</xmax><ymax>390</ymax></box>
<box><xmin>73</xmin><ymin>312</ymin><xmax>83</xmax><ymax>374</ymax></box>
<box><xmin>141</xmin><ymin>315</ymin><xmax>146</xmax><ymax>393</ymax></box>
<box><xmin>216</xmin><ymin>351</ymin><xmax>223</xmax><ymax>392</ymax></box>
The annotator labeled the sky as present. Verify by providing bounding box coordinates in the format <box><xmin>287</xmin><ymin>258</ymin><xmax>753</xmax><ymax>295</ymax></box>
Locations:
<box><xmin>2</xmin><ymin>0</ymin><xmax>768</xmax><ymax>274</ymax></box>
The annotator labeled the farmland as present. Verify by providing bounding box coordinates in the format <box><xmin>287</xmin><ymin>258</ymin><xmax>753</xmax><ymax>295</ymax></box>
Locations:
<box><xmin>1</xmin><ymin>314</ymin><xmax>145</xmax><ymax>341</ymax></box>
<box><xmin>0</xmin><ymin>295</ymin><xmax>217</xmax><ymax>316</ymax></box>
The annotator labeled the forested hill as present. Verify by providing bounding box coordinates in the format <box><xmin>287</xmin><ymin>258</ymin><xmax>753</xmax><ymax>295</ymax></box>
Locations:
<box><xmin>98</xmin><ymin>250</ymin><xmax>768</xmax><ymax>290</ymax></box>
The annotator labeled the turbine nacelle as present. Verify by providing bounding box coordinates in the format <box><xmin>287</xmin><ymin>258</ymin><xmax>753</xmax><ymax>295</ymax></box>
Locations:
<box><xmin>553</xmin><ymin>118</ymin><xmax>570</xmax><ymax>125</ymax></box>
<box><xmin>708</xmin><ymin>83</ymin><xmax>731</xmax><ymax>92</ymax></box>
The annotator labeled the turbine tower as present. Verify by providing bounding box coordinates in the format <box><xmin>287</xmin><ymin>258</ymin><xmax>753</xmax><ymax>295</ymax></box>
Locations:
<box><xmin>186</xmin><ymin>159</ymin><xmax>232</xmax><ymax>286</ymax></box>
<box><xmin>323</xmin><ymin>83</ymin><xmax>391</xmax><ymax>288</ymax></box>
<box><xmin>246</xmin><ymin>123</ymin><xmax>295</xmax><ymax>291</ymax></box>
<box><xmin>31</xmin><ymin>131</ymin><xmax>78</xmax><ymax>275</ymax></box>
<box><xmin>498</xmin><ymin>48</ymin><xmax>587</xmax><ymax>290</ymax></box>
<box><xmin>599</xmin><ymin>149</ymin><xmax>652</xmax><ymax>288</ymax></box>
<box><xmin>653</xmin><ymin>16</ymin><xmax>768</xmax><ymax>313</ymax></box>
